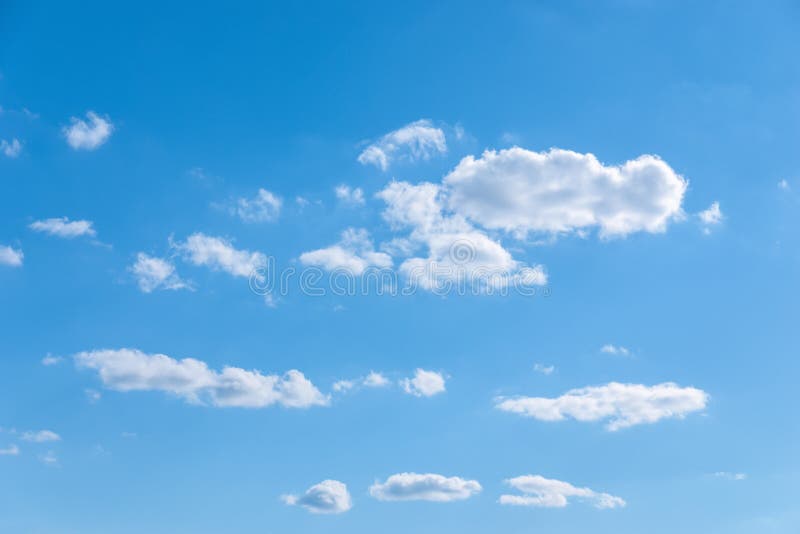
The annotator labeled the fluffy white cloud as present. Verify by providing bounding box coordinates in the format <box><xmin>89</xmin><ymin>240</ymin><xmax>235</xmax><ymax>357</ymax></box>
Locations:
<box><xmin>500</xmin><ymin>475</ymin><xmax>626</xmax><ymax>509</ymax></box>
<box><xmin>232</xmin><ymin>188</ymin><xmax>282</xmax><ymax>222</ymax></box>
<box><xmin>369</xmin><ymin>473</ymin><xmax>481</xmax><ymax>502</ymax></box>
<box><xmin>29</xmin><ymin>217</ymin><xmax>96</xmax><ymax>238</ymax></box>
<box><xmin>698</xmin><ymin>201</ymin><xmax>723</xmax><ymax>234</ymax></box>
<box><xmin>300</xmin><ymin>228</ymin><xmax>392</xmax><ymax>275</ymax></box>
<box><xmin>400</xmin><ymin>368</ymin><xmax>446</xmax><ymax>397</ymax></box>
<box><xmin>63</xmin><ymin>111</ymin><xmax>113</xmax><ymax>150</ymax></box>
<box><xmin>0</xmin><ymin>444</ymin><xmax>20</xmax><ymax>456</ymax></box>
<box><xmin>443</xmin><ymin>147</ymin><xmax>687</xmax><ymax>238</ymax></box>
<box><xmin>74</xmin><ymin>348</ymin><xmax>329</xmax><ymax>409</ymax></box>
<box><xmin>282</xmin><ymin>480</ymin><xmax>352</xmax><ymax>514</ymax></box>
<box><xmin>130</xmin><ymin>253</ymin><xmax>189</xmax><ymax>293</ymax></box>
<box><xmin>1</xmin><ymin>138</ymin><xmax>22</xmax><ymax>157</ymax></box>
<box><xmin>20</xmin><ymin>430</ymin><xmax>61</xmax><ymax>443</ymax></box>
<box><xmin>335</xmin><ymin>184</ymin><xmax>365</xmax><ymax>206</ymax></box>
<box><xmin>496</xmin><ymin>382</ymin><xmax>708</xmax><ymax>431</ymax></box>
<box><xmin>600</xmin><ymin>344</ymin><xmax>630</xmax><ymax>356</ymax></box>
<box><xmin>358</xmin><ymin>119</ymin><xmax>447</xmax><ymax>170</ymax></box>
<box><xmin>377</xmin><ymin>181</ymin><xmax>547</xmax><ymax>293</ymax></box>
<box><xmin>0</xmin><ymin>245</ymin><xmax>23</xmax><ymax>267</ymax></box>
<box><xmin>175</xmin><ymin>233</ymin><xmax>266</xmax><ymax>279</ymax></box>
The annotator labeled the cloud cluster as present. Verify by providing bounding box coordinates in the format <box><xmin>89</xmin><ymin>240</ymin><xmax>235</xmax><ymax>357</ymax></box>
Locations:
<box><xmin>443</xmin><ymin>147</ymin><xmax>688</xmax><ymax>238</ymax></box>
<box><xmin>400</xmin><ymin>368</ymin><xmax>447</xmax><ymax>397</ymax></box>
<box><xmin>333</xmin><ymin>371</ymin><xmax>390</xmax><ymax>393</ymax></box>
<box><xmin>232</xmin><ymin>188</ymin><xmax>282</xmax><ymax>223</ymax></box>
<box><xmin>335</xmin><ymin>185</ymin><xmax>365</xmax><ymax>206</ymax></box>
<box><xmin>369</xmin><ymin>473</ymin><xmax>481</xmax><ymax>502</ymax></box>
<box><xmin>496</xmin><ymin>382</ymin><xmax>708</xmax><ymax>430</ymax></box>
<box><xmin>300</xmin><ymin>228</ymin><xmax>391</xmax><ymax>275</ymax></box>
<box><xmin>0</xmin><ymin>245</ymin><xmax>23</xmax><ymax>267</ymax></box>
<box><xmin>500</xmin><ymin>475</ymin><xmax>625</xmax><ymax>509</ymax></box>
<box><xmin>283</xmin><ymin>480</ymin><xmax>352</xmax><ymax>514</ymax></box>
<box><xmin>63</xmin><ymin>111</ymin><xmax>113</xmax><ymax>150</ymax></box>
<box><xmin>74</xmin><ymin>348</ymin><xmax>329</xmax><ymax>409</ymax></box>
<box><xmin>600</xmin><ymin>344</ymin><xmax>630</xmax><ymax>356</ymax></box>
<box><xmin>358</xmin><ymin>119</ymin><xmax>447</xmax><ymax>170</ymax></box>
<box><xmin>29</xmin><ymin>217</ymin><xmax>96</xmax><ymax>238</ymax></box>
<box><xmin>130</xmin><ymin>253</ymin><xmax>190</xmax><ymax>293</ymax></box>
<box><xmin>377</xmin><ymin>181</ymin><xmax>547</xmax><ymax>292</ymax></box>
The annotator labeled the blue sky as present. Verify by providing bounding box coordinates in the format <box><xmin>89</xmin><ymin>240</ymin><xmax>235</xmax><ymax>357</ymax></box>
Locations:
<box><xmin>1</xmin><ymin>1</ymin><xmax>799</xmax><ymax>532</ymax></box>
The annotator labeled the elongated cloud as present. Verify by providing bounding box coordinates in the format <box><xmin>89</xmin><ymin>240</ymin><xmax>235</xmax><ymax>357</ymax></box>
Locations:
<box><xmin>358</xmin><ymin>119</ymin><xmax>447</xmax><ymax>170</ymax></box>
<box><xmin>282</xmin><ymin>480</ymin><xmax>352</xmax><ymax>514</ymax></box>
<box><xmin>63</xmin><ymin>111</ymin><xmax>113</xmax><ymax>150</ymax></box>
<box><xmin>29</xmin><ymin>217</ymin><xmax>96</xmax><ymax>238</ymax></box>
<box><xmin>496</xmin><ymin>382</ymin><xmax>708</xmax><ymax>430</ymax></box>
<box><xmin>444</xmin><ymin>147</ymin><xmax>687</xmax><ymax>238</ymax></box>
<box><xmin>500</xmin><ymin>475</ymin><xmax>625</xmax><ymax>509</ymax></box>
<box><xmin>400</xmin><ymin>368</ymin><xmax>446</xmax><ymax>397</ymax></box>
<box><xmin>0</xmin><ymin>444</ymin><xmax>20</xmax><ymax>456</ymax></box>
<box><xmin>0</xmin><ymin>245</ymin><xmax>23</xmax><ymax>267</ymax></box>
<box><xmin>175</xmin><ymin>233</ymin><xmax>266</xmax><ymax>279</ymax></box>
<box><xmin>130</xmin><ymin>253</ymin><xmax>189</xmax><ymax>293</ymax></box>
<box><xmin>74</xmin><ymin>348</ymin><xmax>328</xmax><ymax>409</ymax></box>
<box><xmin>369</xmin><ymin>473</ymin><xmax>481</xmax><ymax>502</ymax></box>
<box><xmin>300</xmin><ymin>228</ymin><xmax>391</xmax><ymax>275</ymax></box>
<box><xmin>21</xmin><ymin>430</ymin><xmax>61</xmax><ymax>443</ymax></box>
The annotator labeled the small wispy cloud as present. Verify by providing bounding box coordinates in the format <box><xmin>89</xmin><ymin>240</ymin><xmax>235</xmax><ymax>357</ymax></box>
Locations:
<box><xmin>21</xmin><ymin>430</ymin><xmax>61</xmax><ymax>443</ymax></box>
<box><xmin>533</xmin><ymin>363</ymin><xmax>555</xmax><ymax>375</ymax></box>
<box><xmin>697</xmin><ymin>201</ymin><xmax>723</xmax><ymax>234</ymax></box>
<box><xmin>358</xmin><ymin>119</ymin><xmax>447</xmax><ymax>170</ymax></box>
<box><xmin>229</xmin><ymin>188</ymin><xmax>282</xmax><ymax>223</ymax></box>
<box><xmin>0</xmin><ymin>444</ymin><xmax>20</xmax><ymax>456</ymax></box>
<box><xmin>711</xmin><ymin>471</ymin><xmax>747</xmax><ymax>481</ymax></box>
<box><xmin>335</xmin><ymin>184</ymin><xmax>365</xmax><ymax>206</ymax></box>
<box><xmin>0</xmin><ymin>245</ymin><xmax>23</xmax><ymax>267</ymax></box>
<box><xmin>600</xmin><ymin>344</ymin><xmax>631</xmax><ymax>357</ymax></box>
<box><xmin>129</xmin><ymin>253</ymin><xmax>190</xmax><ymax>293</ymax></box>
<box><xmin>400</xmin><ymin>368</ymin><xmax>446</xmax><ymax>397</ymax></box>
<box><xmin>41</xmin><ymin>355</ymin><xmax>64</xmax><ymax>366</ymax></box>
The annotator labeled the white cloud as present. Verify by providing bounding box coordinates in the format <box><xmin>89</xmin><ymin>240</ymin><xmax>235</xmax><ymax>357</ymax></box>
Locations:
<box><xmin>333</xmin><ymin>371</ymin><xmax>390</xmax><ymax>393</ymax></box>
<box><xmin>41</xmin><ymin>355</ymin><xmax>63</xmax><ymax>366</ymax></box>
<box><xmin>697</xmin><ymin>201</ymin><xmax>723</xmax><ymax>231</ymax></box>
<box><xmin>533</xmin><ymin>363</ymin><xmax>555</xmax><ymax>375</ymax></box>
<box><xmin>499</xmin><ymin>475</ymin><xmax>626</xmax><ymax>509</ymax></box>
<box><xmin>29</xmin><ymin>217</ymin><xmax>96</xmax><ymax>238</ymax></box>
<box><xmin>63</xmin><ymin>111</ymin><xmax>113</xmax><ymax>150</ymax></box>
<box><xmin>377</xmin><ymin>181</ymin><xmax>547</xmax><ymax>293</ymax></box>
<box><xmin>335</xmin><ymin>184</ymin><xmax>365</xmax><ymax>206</ymax></box>
<box><xmin>712</xmin><ymin>471</ymin><xmax>747</xmax><ymax>481</ymax></box>
<box><xmin>363</xmin><ymin>371</ymin><xmax>389</xmax><ymax>388</ymax></box>
<box><xmin>300</xmin><ymin>228</ymin><xmax>392</xmax><ymax>275</ymax></box>
<box><xmin>0</xmin><ymin>444</ymin><xmax>20</xmax><ymax>456</ymax></box>
<box><xmin>0</xmin><ymin>245</ymin><xmax>23</xmax><ymax>267</ymax></box>
<box><xmin>130</xmin><ymin>253</ymin><xmax>190</xmax><ymax>293</ymax></box>
<box><xmin>74</xmin><ymin>348</ymin><xmax>329</xmax><ymax>409</ymax></box>
<box><xmin>85</xmin><ymin>389</ymin><xmax>102</xmax><ymax>403</ymax></box>
<box><xmin>600</xmin><ymin>344</ymin><xmax>630</xmax><ymax>356</ymax></box>
<box><xmin>778</xmin><ymin>179</ymin><xmax>790</xmax><ymax>191</ymax></box>
<box><xmin>282</xmin><ymin>480</ymin><xmax>352</xmax><ymax>514</ymax></box>
<box><xmin>495</xmin><ymin>382</ymin><xmax>709</xmax><ymax>431</ymax></box>
<box><xmin>369</xmin><ymin>473</ymin><xmax>481</xmax><ymax>502</ymax></box>
<box><xmin>358</xmin><ymin>119</ymin><xmax>447</xmax><ymax>170</ymax></box>
<box><xmin>443</xmin><ymin>147</ymin><xmax>687</xmax><ymax>238</ymax></box>
<box><xmin>400</xmin><ymin>368</ymin><xmax>446</xmax><ymax>397</ymax></box>
<box><xmin>39</xmin><ymin>451</ymin><xmax>58</xmax><ymax>465</ymax></box>
<box><xmin>175</xmin><ymin>233</ymin><xmax>266</xmax><ymax>279</ymax></box>
<box><xmin>1</xmin><ymin>138</ymin><xmax>22</xmax><ymax>157</ymax></box>
<box><xmin>231</xmin><ymin>188</ymin><xmax>282</xmax><ymax>222</ymax></box>
<box><xmin>21</xmin><ymin>430</ymin><xmax>61</xmax><ymax>443</ymax></box>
